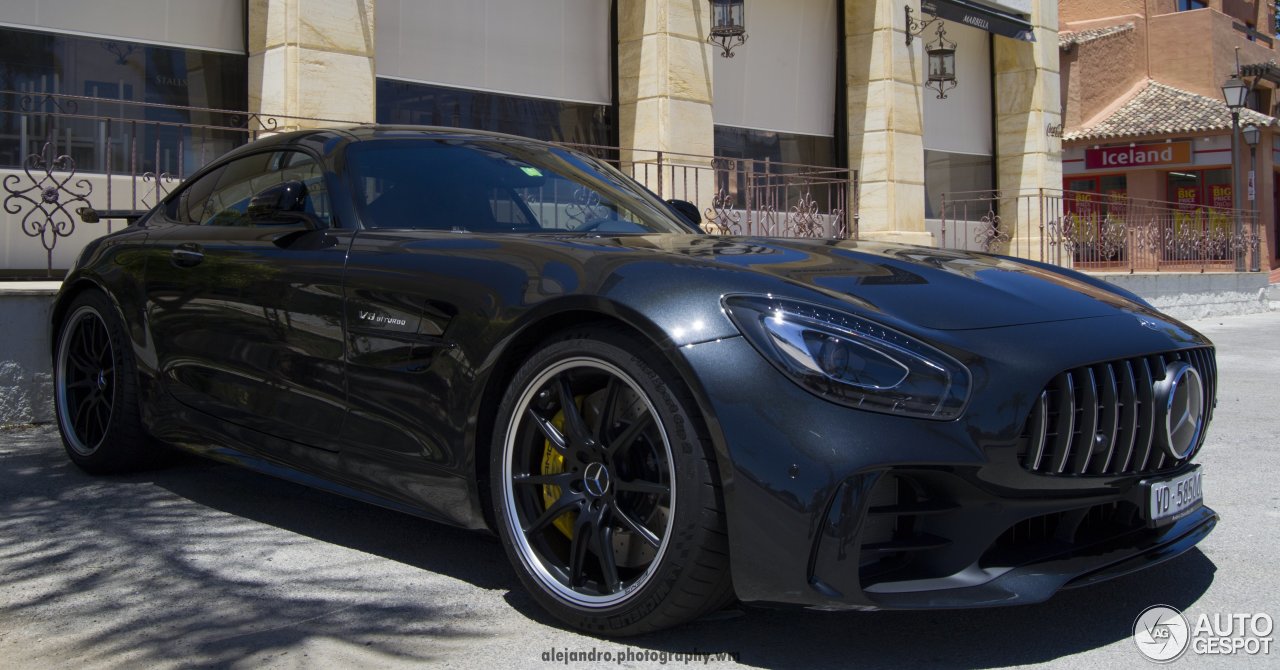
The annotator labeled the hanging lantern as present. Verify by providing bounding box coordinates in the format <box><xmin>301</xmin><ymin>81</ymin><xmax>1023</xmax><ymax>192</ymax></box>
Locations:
<box><xmin>925</xmin><ymin>27</ymin><xmax>957</xmax><ymax>99</ymax></box>
<box><xmin>708</xmin><ymin>0</ymin><xmax>747</xmax><ymax>58</ymax></box>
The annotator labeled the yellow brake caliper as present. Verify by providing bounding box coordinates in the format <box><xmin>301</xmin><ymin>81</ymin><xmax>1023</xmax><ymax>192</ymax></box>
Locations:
<box><xmin>540</xmin><ymin>402</ymin><xmax>581</xmax><ymax>539</ymax></box>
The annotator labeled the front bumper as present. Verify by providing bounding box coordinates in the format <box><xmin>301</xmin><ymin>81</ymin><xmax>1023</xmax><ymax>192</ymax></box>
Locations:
<box><xmin>678</xmin><ymin>314</ymin><xmax>1217</xmax><ymax>609</ymax></box>
<box><xmin>807</xmin><ymin>469</ymin><xmax>1216</xmax><ymax>610</ymax></box>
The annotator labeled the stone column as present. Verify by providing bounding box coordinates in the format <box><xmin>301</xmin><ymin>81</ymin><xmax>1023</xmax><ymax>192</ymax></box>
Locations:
<box><xmin>617</xmin><ymin>0</ymin><xmax>717</xmax><ymax>227</ymax></box>
<box><xmin>845</xmin><ymin>0</ymin><xmax>930</xmax><ymax>245</ymax></box>
<box><xmin>995</xmin><ymin>0</ymin><xmax>1062</xmax><ymax>261</ymax></box>
<box><xmin>248</xmin><ymin>0</ymin><xmax>376</xmax><ymax>129</ymax></box>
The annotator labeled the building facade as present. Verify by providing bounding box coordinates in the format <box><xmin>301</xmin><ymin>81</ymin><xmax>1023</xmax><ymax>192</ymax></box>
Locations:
<box><xmin>0</xmin><ymin>0</ymin><xmax>1061</xmax><ymax>274</ymax></box>
<box><xmin>1059</xmin><ymin>0</ymin><xmax>1278</xmax><ymax>272</ymax></box>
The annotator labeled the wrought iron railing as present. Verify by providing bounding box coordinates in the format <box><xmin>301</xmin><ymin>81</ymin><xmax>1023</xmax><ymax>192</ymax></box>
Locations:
<box><xmin>2</xmin><ymin>91</ymin><xmax>859</xmax><ymax>275</ymax></box>
<box><xmin>562</xmin><ymin>144</ymin><xmax>857</xmax><ymax>240</ymax></box>
<box><xmin>939</xmin><ymin>189</ymin><xmax>1263</xmax><ymax>273</ymax></box>
<box><xmin>0</xmin><ymin>89</ymin><xmax>348</xmax><ymax>275</ymax></box>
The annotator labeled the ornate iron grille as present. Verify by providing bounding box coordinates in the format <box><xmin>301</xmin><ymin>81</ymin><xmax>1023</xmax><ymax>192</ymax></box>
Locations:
<box><xmin>0</xmin><ymin>89</ymin><xmax>338</xmax><ymax>276</ymax></box>
<box><xmin>939</xmin><ymin>189</ymin><xmax>1263</xmax><ymax>272</ymax></box>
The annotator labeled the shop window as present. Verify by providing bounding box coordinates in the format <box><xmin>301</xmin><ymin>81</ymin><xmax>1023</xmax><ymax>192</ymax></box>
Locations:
<box><xmin>375</xmin><ymin>79</ymin><xmax>613</xmax><ymax>148</ymax></box>
<box><xmin>0</xmin><ymin>26</ymin><xmax>247</xmax><ymax>175</ymax></box>
<box><xmin>1165</xmin><ymin>168</ymin><xmax>1234</xmax><ymax>244</ymax></box>
<box><xmin>924</xmin><ymin>150</ymin><xmax>994</xmax><ymax>219</ymax></box>
<box><xmin>714</xmin><ymin>126</ymin><xmax>837</xmax><ymax>168</ymax></box>
<box><xmin>712</xmin><ymin>125</ymin><xmax>840</xmax><ymax>212</ymax></box>
<box><xmin>1063</xmin><ymin>175</ymin><xmax>1127</xmax><ymax>217</ymax></box>
<box><xmin>1167</xmin><ymin>169</ymin><xmax>1233</xmax><ymax>209</ymax></box>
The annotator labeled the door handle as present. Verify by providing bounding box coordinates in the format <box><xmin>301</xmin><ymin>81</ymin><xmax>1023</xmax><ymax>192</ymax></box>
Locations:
<box><xmin>171</xmin><ymin>243</ymin><xmax>205</xmax><ymax>267</ymax></box>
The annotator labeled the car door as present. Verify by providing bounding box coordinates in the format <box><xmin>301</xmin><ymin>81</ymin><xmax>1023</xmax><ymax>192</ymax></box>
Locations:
<box><xmin>332</xmin><ymin>138</ymin><xmax>655</xmax><ymax>524</ymax></box>
<box><xmin>143</xmin><ymin>148</ymin><xmax>353</xmax><ymax>452</ymax></box>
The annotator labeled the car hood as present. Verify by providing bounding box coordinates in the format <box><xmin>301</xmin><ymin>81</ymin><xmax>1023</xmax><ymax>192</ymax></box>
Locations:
<box><xmin>622</xmin><ymin>235</ymin><xmax>1151</xmax><ymax>331</ymax></box>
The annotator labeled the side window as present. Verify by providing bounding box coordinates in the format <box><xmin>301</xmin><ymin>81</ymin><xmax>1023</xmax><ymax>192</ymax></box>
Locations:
<box><xmin>489</xmin><ymin>187</ymin><xmax>532</xmax><ymax>227</ymax></box>
<box><xmin>201</xmin><ymin>150</ymin><xmax>331</xmax><ymax>227</ymax></box>
<box><xmin>163</xmin><ymin>166</ymin><xmax>224</xmax><ymax>224</ymax></box>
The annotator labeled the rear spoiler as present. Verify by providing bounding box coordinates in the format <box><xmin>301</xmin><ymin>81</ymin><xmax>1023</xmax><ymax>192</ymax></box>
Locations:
<box><xmin>76</xmin><ymin>207</ymin><xmax>148</xmax><ymax>224</ymax></box>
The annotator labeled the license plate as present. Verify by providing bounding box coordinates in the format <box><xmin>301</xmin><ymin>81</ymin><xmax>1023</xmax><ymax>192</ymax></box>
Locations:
<box><xmin>1146</xmin><ymin>466</ymin><xmax>1204</xmax><ymax>526</ymax></box>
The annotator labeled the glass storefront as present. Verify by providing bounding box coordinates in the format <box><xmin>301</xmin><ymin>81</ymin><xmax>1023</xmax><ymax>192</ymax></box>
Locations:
<box><xmin>922</xmin><ymin>20</ymin><xmax>993</xmax><ymax>220</ymax></box>
<box><xmin>0</xmin><ymin>26</ymin><xmax>247</xmax><ymax>175</ymax></box>
<box><xmin>1066</xmin><ymin>174</ymin><xmax>1128</xmax><ymax>197</ymax></box>
<box><xmin>713</xmin><ymin>125</ymin><xmax>839</xmax><ymax>211</ymax></box>
<box><xmin>1167</xmin><ymin>169</ymin><xmax>1233</xmax><ymax>210</ymax></box>
<box><xmin>375</xmin><ymin>79</ymin><xmax>614</xmax><ymax>148</ymax></box>
<box><xmin>924</xmin><ymin>150</ymin><xmax>994</xmax><ymax>218</ymax></box>
<box><xmin>713</xmin><ymin>126</ymin><xmax>837</xmax><ymax>168</ymax></box>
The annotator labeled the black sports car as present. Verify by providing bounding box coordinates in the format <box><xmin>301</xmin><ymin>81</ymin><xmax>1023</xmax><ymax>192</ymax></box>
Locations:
<box><xmin>53</xmin><ymin>127</ymin><xmax>1216</xmax><ymax>635</ymax></box>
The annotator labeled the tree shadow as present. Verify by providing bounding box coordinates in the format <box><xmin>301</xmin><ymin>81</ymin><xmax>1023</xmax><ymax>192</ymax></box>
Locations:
<box><xmin>1</xmin><ymin>424</ymin><xmax>1218</xmax><ymax>669</ymax></box>
<box><xmin>0</xmin><ymin>425</ymin><xmax>495</xmax><ymax>668</ymax></box>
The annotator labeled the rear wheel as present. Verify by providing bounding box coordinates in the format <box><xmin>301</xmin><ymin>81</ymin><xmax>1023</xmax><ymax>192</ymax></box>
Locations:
<box><xmin>54</xmin><ymin>291</ymin><xmax>150</xmax><ymax>473</ymax></box>
<box><xmin>491</xmin><ymin>328</ymin><xmax>733</xmax><ymax>635</ymax></box>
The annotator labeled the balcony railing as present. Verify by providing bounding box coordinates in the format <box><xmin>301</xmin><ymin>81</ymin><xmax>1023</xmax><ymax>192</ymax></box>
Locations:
<box><xmin>0</xmin><ymin>89</ymin><xmax>353</xmax><ymax>275</ymax></box>
<box><xmin>562</xmin><ymin>144</ymin><xmax>857</xmax><ymax>240</ymax></box>
<box><xmin>938</xmin><ymin>189</ymin><xmax>1264</xmax><ymax>273</ymax></box>
<box><xmin>2</xmin><ymin>90</ymin><xmax>859</xmax><ymax>275</ymax></box>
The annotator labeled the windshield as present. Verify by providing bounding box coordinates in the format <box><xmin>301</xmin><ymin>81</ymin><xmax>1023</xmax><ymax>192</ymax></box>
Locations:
<box><xmin>344</xmin><ymin>138</ymin><xmax>694</xmax><ymax>234</ymax></box>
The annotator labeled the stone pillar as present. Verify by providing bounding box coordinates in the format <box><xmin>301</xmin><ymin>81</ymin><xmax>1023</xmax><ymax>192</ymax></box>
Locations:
<box><xmin>845</xmin><ymin>0</ymin><xmax>930</xmax><ymax>245</ymax></box>
<box><xmin>617</xmin><ymin>0</ymin><xmax>717</xmax><ymax>225</ymax></box>
<box><xmin>248</xmin><ymin>0</ymin><xmax>376</xmax><ymax>129</ymax></box>
<box><xmin>995</xmin><ymin>0</ymin><xmax>1062</xmax><ymax>261</ymax></box>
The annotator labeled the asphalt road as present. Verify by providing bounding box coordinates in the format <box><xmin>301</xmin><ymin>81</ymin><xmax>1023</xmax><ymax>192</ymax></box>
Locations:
<box><xmin>3</xmin><ymin>312</ymin><xmax>1279</xmax><ymax>669</ymax></box>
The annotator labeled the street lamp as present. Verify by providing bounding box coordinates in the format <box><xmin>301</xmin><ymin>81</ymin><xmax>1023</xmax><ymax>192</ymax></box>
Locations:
<box><xmin>1242</xmin><ymin>123</ymin><xmax>1261</xmax><ymax>272</ymax></box>
<box><xmin>708</xmin><ymin>0</ymin><xmax>747</xmax><ymax>58</ymax></box>
<box><xmin>1221</xmin><ymin>74</ymin><xmax>1248</xmax><ymax>271</ymax></box>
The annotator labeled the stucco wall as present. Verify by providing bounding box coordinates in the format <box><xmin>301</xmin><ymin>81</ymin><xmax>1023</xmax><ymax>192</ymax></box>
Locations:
<box><xmin>1148</xmin><ymin>9</ymin><xmax>1275</xmax><ymax>101</ymax></box>
<box><xmin>1060</xmin><ymin>16</ymin><xmax>1146</xmax><ymax>128</ymax></box>
<box><xmin>0</xmin><ymin>284</ymin><xmax>56</xmax><ymax>425</ymax></box>
<box><xmin>1145</xmin><ymin>0</ymin><xmax>1265</xmax><ymax>25</ymax></box>
<box><xmin>1060</xmin><ymin>0</ymin><xmax>1147</xmax><ymax>24</ymax></box>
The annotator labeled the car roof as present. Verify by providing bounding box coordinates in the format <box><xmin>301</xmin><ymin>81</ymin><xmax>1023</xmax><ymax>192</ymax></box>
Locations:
<box><xmin>218</xmin><ymin>124</ymin><xmax>567</xmax><ymax>162</ymax></box>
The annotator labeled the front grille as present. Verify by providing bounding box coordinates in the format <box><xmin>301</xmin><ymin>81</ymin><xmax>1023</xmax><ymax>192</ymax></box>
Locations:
<box><xmin>1018</xmin><ymin>347</ymin><xmax>1216</xmax><ymax>476</ymax></box>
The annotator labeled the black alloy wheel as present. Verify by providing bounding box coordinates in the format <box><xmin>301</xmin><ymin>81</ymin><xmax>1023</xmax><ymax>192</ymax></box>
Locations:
<box><xmin>492</xmin><ymin>328</ymin><xmax>733</xmax><ymax>635</ymax></box>
<box><xmin>54</xmin><ymin>291</ymin><xmax>150</xmax><ymax>473</ymax></box>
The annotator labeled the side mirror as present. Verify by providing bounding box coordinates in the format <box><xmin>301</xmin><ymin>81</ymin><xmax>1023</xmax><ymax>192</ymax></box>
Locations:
<box><xmin>248</xmin><ymin>180</ymin><xmax>322</xmax><ymax>229</ymax></box>
<box><xmin>666</xmin><ymin>199</ymin><xmax>701</xmax><ymax>225</ymax></box>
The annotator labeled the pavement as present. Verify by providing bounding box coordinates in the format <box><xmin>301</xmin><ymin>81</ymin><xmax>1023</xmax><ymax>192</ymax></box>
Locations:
<box><xmin>2</xmin><ymin>312</ymin><xmax>1279</xmax><ymax>669</ymax></box>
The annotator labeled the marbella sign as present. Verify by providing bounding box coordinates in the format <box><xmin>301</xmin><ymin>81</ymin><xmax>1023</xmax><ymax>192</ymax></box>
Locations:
<box><xmin>1085</xmin><ymin>142</ymin><xmax>1192</xmax><ymax>170</ymax></box>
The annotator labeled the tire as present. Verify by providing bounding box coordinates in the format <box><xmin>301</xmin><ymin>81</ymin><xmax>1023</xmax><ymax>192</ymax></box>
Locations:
<box><xmin>491</xmin><ymin>327</ymin><xmax>733</xmax><ymax>636</ymax></box>
<box><xmin>54</xmin><ymin>290</ymin><xmax>151</xmax><ymax>474</ymax></box>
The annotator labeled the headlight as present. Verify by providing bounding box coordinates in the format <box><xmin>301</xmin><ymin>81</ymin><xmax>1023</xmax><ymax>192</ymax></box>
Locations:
<box><xmin>722</xmin><ymin>295</ymin><xmax>970</xmax><ymax>420</ymax></box>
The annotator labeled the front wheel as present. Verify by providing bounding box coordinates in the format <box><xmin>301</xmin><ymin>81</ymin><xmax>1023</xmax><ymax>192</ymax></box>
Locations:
<box><xmin>491</xmin><ymin>328</ymin><xmax>732</xmax><ymax>635</ymax></box>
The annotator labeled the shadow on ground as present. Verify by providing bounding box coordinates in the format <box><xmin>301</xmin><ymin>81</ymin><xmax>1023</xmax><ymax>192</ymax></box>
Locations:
<box><xmin>0</xmin><ymin>426</ymin><xmax>496</xmax><ymax>667</ymax></box>
<box><xmin>0</xmin><ymin>425</ymin><xmax>1216</xmax><ymax>668</ymax></box>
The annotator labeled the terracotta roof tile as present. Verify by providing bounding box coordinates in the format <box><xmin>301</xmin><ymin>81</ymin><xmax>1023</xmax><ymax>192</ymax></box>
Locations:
<box><xmin>1059</xmin><ymin>22</ymin><xmax>1135</xmax><ymax>50</ymax></box>
<box><xmin>1063</xmin><ymin>80</ymin><xmax>1276</xmax><ymax>142</ymax></box>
